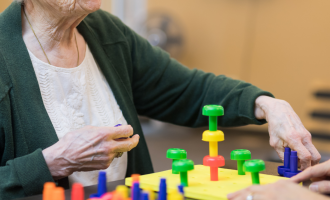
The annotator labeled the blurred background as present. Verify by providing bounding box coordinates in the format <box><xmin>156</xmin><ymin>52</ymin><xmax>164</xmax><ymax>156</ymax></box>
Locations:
<box><xmin>1</xmin><ymin>0</ymin><xmax>330</xmax><ymax>172</ymax></box>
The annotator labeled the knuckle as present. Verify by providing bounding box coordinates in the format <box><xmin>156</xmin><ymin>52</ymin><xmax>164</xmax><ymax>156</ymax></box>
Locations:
<box><xmin>269</xmin><ymin>140</ymin><xmax>276</xmax><ymax>148</ymax></box>
<box><xmin>269</xmin><ymin>137</ymin><xmax>277</xmax><ymax>147</ymax></box>
<box><xmin>288</xmin><ymin>132</ymin><xmax>301</xmax><ymax>140</ymax></box>
<box><xmin>124</xmin><ymin>126</ymin><xmax>134</xmax><ymax>136</ymax></box>
<box><xmin>101</xmin><ymin>147</ymin><xmax>111</xmax><ymax>155</ymax></box>
<box><xmin>97</xmin><ymin>129</ymin><xmax>108</xmax><ymax>137</ymax></box>
<box><xmin>100</xmin><ymin>162</ymin><xmax>110</xmax><ymax>169</ymax></box>
<box><xmin>301</xmin><ymin>153</ymin><xmax>312</xmax><ymax>161</ymax></box>
<box><xmin>107</xmin><ymin>146</ymin><xmax>115</xmax><ymax>154</ymax></box>
<box><xmin>287</xmin><ymin>135</ymin><xmax>302</xmax><ymax>146</ymax></box>
<box><xmin>279</xmin><ymin>100</ymin><xmax>290</xmax><ymax>106</ymax></box>
<box><xmin>303</xmin><ymin>132</ymin><xmax>312</xmax><ymax>141</ymax></box>
<box><xmin>100</xmin><ymin>144</ymin><xmax>113</xmax><ymax>155</ymax></box>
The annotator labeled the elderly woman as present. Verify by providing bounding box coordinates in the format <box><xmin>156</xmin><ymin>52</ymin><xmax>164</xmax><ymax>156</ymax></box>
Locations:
<box><xmin>0</xmin><ymin>0</ymin><xmax>321</xmax><ymax>199</ymax></box>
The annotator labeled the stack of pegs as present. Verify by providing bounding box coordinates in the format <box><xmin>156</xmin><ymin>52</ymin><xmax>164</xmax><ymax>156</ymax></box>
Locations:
<box><xmin>167</xmin><ymin>149</ymin><xmax>194</xmax><ymax>187</ymax></box>
<box><xmin>202</xmin><ymin>105</ymin><xmax>225</xmax><ymax>181</ymax></box>
<box><xmin>131</xmin><ymin>174</ymin><xmax>140</xmax><ymax>200</ymax></box>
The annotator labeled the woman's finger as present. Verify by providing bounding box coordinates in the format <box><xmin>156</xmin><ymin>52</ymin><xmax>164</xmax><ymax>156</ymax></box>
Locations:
<box><xmin>112</xmin><ymin>134</ymin><xmax>140</xmax><ymax>153</ymax></box>
<box><xmin>98</xmin><ymin>125</ymin><xmax>134</xmax><ymax>139</ymax></box>
<box><xmin>227</xmin><ymin>188</ymin><xmax>248</xmax><ymax>199</ymax></box>
<box><xmin>301</xmin><ymin>131</ymin><xmax>321</xmax><ymax>166</ymax></box>
<box><xmin>288</xmin><ymin>138</ymin><xmax>312</xmax><ymax>170</ymax></box>
<box><xmin>309</xmin><ymin>180</ymin><xmax>330</xmax><ymax>194</ymax></box>
<box><xmin>291</xmin><ymin>160</ymin><xmax>330</xmax><ymax>183</ymax></box>
<box><xmin>227</xmin><ymin>185</ymin><xmax>262</xmax><ymax>200</ymax></box>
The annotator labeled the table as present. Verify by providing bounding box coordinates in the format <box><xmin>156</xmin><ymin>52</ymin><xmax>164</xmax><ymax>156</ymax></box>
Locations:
<box><xmin>17</xmin><ymin>160</ymin><xmax>309</xmax><ymax>200</ymax></box>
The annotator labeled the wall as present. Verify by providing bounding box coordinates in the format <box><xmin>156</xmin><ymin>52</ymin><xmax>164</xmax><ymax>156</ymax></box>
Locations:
<box><xmin>0</xmin><ymin>0</ymin><xmax>12</xmax><ymax>12</ymax></box>
<box><xmin>147</xmin><ymin>0</ymin><xmax>330</xmax><ymax>134</ymax></box>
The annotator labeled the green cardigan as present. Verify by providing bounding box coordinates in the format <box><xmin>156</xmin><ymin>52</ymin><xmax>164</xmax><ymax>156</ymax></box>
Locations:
<box><xmin>0</xmin><ymin>2</ymin><xmax>273</xmax><ymax>199</ymax></box>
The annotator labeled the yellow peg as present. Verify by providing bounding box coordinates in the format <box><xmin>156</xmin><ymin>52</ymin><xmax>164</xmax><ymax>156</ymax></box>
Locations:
<box><xmin>168</xmin><ymin>190</ymin><xmax>184</xmax><ymax>200</ymax></box>
<box><xmin>116</xmin><ymin>185</ymin><xmax>129</xmax><ymax>198</ymax></box>
<box><xmin>202</xmin><ymin>130</ymin><xmax>224</xmax><ymax>157</ymax></box>
<box><xmin>209</xmin><ymin>141</ymin><xmax>218</xmax><ymax>157</ymax></box>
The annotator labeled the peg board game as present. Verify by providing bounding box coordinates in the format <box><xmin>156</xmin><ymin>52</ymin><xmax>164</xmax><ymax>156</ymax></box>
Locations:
<box><xmin>125</xmin><ymin>165</ymin><xmax>288</xmax><ymax>200</ymax></box>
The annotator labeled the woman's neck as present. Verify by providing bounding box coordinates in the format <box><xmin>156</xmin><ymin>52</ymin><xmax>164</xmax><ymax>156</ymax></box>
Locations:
<box><xmin>22</xmin><ymin>2</ymin><xmax>87</xmax><ymax>68</ymax></box>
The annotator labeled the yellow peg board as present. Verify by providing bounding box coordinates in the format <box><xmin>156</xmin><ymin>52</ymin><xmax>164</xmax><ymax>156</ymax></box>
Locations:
<box><xmin>125</xmin><ymin>165</ymin><xmax>288</xmax><ymax>200</ymax></box>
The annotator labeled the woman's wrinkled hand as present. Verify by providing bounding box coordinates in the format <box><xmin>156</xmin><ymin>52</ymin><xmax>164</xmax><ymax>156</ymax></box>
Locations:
<box><xmin>255</xmin><ymin>96</ymin><xmax>321</xmax><ymax>170</ymax></box>
<box><xmin>227</xmin><ymin>180</ymin><xmax>329</xmax><ymax>200</ymax></box>
<box><xmin>42</xmin><ymin>125</ymin><xmax>139</xmax><ymax>180</ymax></box>
<box><xmin>291</xmin><ymin>159</ymin><xmax>330</xmax><ymax>194</ymax></box>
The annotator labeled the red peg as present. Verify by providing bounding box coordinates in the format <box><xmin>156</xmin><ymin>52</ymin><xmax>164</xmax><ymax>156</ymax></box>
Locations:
<box><xmin>72</xmin><ymin>183</ymin><xmax>84</xmax><ymax>200</ymax></box>
<box><xmin>203</xmin><ymin>155</ymin><xmax>225</xmax><ymax>181</ymax></box>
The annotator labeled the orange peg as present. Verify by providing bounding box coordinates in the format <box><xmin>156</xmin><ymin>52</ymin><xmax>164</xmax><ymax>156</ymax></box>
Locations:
<box><xmin>43</xmin><ymin>182</ymin><xmax>56</xmax><ymax>200</ymax></box>
<box><xmin>53</xmin><ymin>187</ymin><xmax>65</xmax><ymax>200</ymax></box>
<box><xmin>131</xmin><ymin>174</ymin><xmax>140</xmax><ymax>183</ymax></box>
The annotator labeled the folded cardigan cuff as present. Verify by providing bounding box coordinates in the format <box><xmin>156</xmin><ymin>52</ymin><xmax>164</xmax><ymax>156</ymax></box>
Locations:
<box><xmin>238</xmin><ymin>86</ymin><xmax>275</xmax><ymax>125</ymax></box>
<box><xmin>13</xmin><ymin>148</ymin><xmax>54</xmax><ymax>196</ymax></box>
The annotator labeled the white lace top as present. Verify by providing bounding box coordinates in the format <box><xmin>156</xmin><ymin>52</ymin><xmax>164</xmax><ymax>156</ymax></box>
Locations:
<box><xmin>28</xmin><ymin>45</ymin><xmax>128</xmax><ymax>187</ymax></box>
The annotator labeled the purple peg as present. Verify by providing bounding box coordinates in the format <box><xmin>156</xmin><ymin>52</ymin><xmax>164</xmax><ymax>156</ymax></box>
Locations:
<box><xmin>132</xmin><ymin>182</ymin><xmax>141</xmax><ymax>200</ymax></box>
<box><xmin>284</xmin><ymin>151</ymin><xmax>302</xmax><ymax>178</ymax></box>
<box><xmin>159</xmin><ymin>178</ymin><xmax>167</xmax><ymax>200</ymax></box>
<box><xmin>278</xmin><ymin>147</ymin><xmax>291</xmax><ymax>176</ymax></box>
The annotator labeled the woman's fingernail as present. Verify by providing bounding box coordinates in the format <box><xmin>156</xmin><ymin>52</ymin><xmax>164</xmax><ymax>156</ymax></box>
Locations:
<box><xmin>309</xmin><ymin>184</ymin><xmax>318</xmax><ymax>192</ymax></box>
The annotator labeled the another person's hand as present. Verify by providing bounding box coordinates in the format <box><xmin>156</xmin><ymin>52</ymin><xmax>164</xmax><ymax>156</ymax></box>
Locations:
<box><xmin>291</xmin><ymin>159</ymin><xmax>330</xmax><ymax>194</ymax></box>
<box><xmin>255</xmin><ymin>96</ymin><xmax>321</xmax><ymax>170</ymax></box>
<box><xmin>227</xmin><ymin>180</ymin><xmax>329</xmax><ymax>200</ymax></box>
<box><xmin>42</xmin><ymin>125</ymin><xmax>139</xmax><ymax>180</ymax></box>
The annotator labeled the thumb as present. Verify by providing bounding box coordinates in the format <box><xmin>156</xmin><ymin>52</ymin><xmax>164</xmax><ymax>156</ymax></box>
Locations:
<box><xmin>309</xmin><ymin>181</ymin><xmax>330</xmax><ymax>194</ymax></box>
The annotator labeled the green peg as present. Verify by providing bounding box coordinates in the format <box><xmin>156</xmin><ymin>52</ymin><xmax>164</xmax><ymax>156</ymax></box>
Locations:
<box><xmin>172</xmin><ymin>159</ymin><xmax>194</xmax><ymax>187</ymax></box>
<box><xmin>202</xmin><ymin>105</ymin><xmax>224</xmax><ymax>131</ymax></box>
<box><xmin>166</xmin><ymin>148</ymin><xmax>187</xmax><ymax>174</ymax></box>
<box><xmin>243</xmin><ymin>159</ymin><xmax>266</xmax><ymax>184</ymax></box>
<box><xmin>230</xmin><ymin>149</ymin><xmax>252</xmax><ymax>175</ymax></box>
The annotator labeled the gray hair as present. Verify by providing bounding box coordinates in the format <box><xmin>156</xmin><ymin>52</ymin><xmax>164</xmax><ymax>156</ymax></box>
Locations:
<box><xmin>14</xmin><ymin>0</ymin><xmax>24</xmax><ymax>3</ymax></box>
